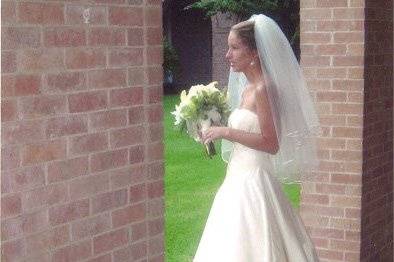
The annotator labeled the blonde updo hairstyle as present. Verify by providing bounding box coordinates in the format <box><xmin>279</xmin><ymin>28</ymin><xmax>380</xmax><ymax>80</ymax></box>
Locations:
<box><xmin>230</xmin><ymin>20</ymin><xmax>257</xmax><ymax>51</ymax></box>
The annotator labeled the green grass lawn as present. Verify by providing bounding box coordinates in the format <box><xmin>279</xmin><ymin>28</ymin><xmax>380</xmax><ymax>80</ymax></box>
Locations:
<box><xmin>164</xmin><ymin>94</ymin><xmax>300</xmax><ymax>262</ymax></box>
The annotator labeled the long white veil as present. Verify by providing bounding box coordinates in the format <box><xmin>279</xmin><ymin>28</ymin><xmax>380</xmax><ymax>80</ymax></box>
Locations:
<box><xmin>221</xmin><ymin>14</ymin><xmax>321</xmax><ymax>184</ymax></box>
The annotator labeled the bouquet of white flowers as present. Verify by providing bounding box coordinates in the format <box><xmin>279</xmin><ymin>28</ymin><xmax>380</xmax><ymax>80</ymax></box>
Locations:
<box><xmin>171</xmin><ymin>81</ymin><xmax>230</xmax><ymax>158</ymax></box>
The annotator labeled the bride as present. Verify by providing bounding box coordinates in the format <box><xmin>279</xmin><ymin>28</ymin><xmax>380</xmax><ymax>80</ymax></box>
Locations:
<box><xmin>193</xmin><ymin>14</ymin><xmax>321</xmax><ymax>261</ymax></box>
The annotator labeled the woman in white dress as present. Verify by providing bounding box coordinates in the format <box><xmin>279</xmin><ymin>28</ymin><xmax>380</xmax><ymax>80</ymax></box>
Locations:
<box><xmin>193</xmin><ymin>14</ymin><xmax>321</xmax><ymax>262</ymax></box>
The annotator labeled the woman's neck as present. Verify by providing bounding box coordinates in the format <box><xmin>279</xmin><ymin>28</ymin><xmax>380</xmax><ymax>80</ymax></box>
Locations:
<box><xmin>243</xmin><ymin>64</ymin><xmax>264</xmax><ymax>88</ymax></box>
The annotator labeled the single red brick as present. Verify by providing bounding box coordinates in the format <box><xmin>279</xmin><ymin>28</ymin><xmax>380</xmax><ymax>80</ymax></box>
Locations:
<box><xmin>1</xmin><ymin>193</ymin><xmax>22</xmax><ymax>218</ymax></box>
<box><xmin>22</xmin><ymin>183</ymin><xmax>68</xmax><ymax>210</ymax></box>
<box><xmin>333</xmin><ymin>8</ymin><xmax>364</xmax><ymax>19</ymax></box>
<box><xmin>44</xmin><ymin>27</ymin><xmax>86</xmax><ymax>47</ymax></box>
<box><xmin>333</xmin><ymin>56</ymin><xmax>364</xmax><ymax>66</ymax></box>
<box><xmin>49</xmin><ymin>199</ymin><xmax>90</xmax><ymax>225</ymax></box>
<box><xmin>148</xmin><ymin>161</ymin><xmax>164</xmax><ymax>181</ymax></box>
<box><xmin>109</xmin><ymin>48</ymin><xmax>143</xmax><ymax>66</ymax></box>
<box><xmin>148</xmin><ymin>235</ymin><xmax>164</xmax><ymax>256</ymax></box>
<box><xmin>2</xmin><ymin>120</ymin><xmax>45</xmax><ymax>145</ymax></box>
<box><xmin>90</xmin><ymin>149</ymin><xmax>128</xmax><ymax>173</ymax></box>
<box><xmin>21</xmin><ymin>140</ymin><xmax>67</xmax><ymax>165</ymax></box>
<box><xmin>52</xmin><ymin>240</ymin><xmax>92</xmax><ymax>262</ymax></box>
<box><xmin>110</xmin><ymin>126</ymin><xmax>144</xmax><ymax>148</ymax></box>
<box><xmin>18</xmin><ymin>2</ymin><xmax>64</xmax><ymax>25</ymax></box>
<box><xmin>147</xmin><ymin>67</ymin><xmax>163</xmax><ymax>85</ymax></box>
<box><xmin>1</xmin><ymin>165</ymin><xmax>45</xmax><ymax>193</ymax></box>
<box><xmin>88</xmin><ymin>69</ymin><xmax>127</xmax><ymax>89</ymax></box>
<box><xmin>129</xmin><ymin>145</ymin><xmax>145</xmax><ymax>164</ymax></box>
<box><xmin>301</xmin><ymin>193</ymin><xmax>330</xmax><ymax>205</ymax></box>
<box><xmin>69</xmin><ymin>132</ymin><xmax>108</xmax><ymax>155</ymax></box>
<box><xmin>68</xmin><ymin>90</ymin><xmax>108</xmax><ymax>113</ymax></box>
<box><xmin>18</xmin><ymin>49</ymin><xmax>64</xmax><ymax>72</ymax></box>
<box><xmin>109</xmin><ymin>6</ymin><xmax>143</xmax><ymax>26</ymax></box>
<box><xmin>114</xmin><ymin>240</ymin><xmax>147</xmax><ymax>261</ymax></box>
<box><xmin>149</xmin><ymin>254</ymin><xmax>164</xmax><ymax>262</ymax></box>
<box><xmin>147</xmin><ymin>104</ymin><xmax>163</xmax><ymax>122</ymax></box>
<box><xmin>331</xmin><ymin>196</ymin><xmax>361</xmax><ymax>208</ymax></box>
<box><xmin>302</xmin><ymin>32</ymin><xmax>332</xmax><ymax>44</ymax></box>
<box><xmin>127</xmin><ymin>28</ymin><xmax>144</xmax><ymax>46</ymax></box>
<box><xmin>1</xmin><ymin>99</ymin><xmax>17</xmax><ymax>122</ymax></box>
<box><xmin>109</xmin><ymin>165</ymin><xmax>145</xmax><ymax>189</ymax></box>
<box><xmin>128</xmin><ymin>106</ymin><xmax>145</xmax><ymax>125</ymax></box>
<box><xmin>69</xmin><ymin>173</ymin><xmax>109</xmax><ymax>200</ymax></box>
<box><xmin>145</xmin><ymin>7</ymin><xmax>161</xmax><ymax>27</ymax></box>
<box><xmin>1</xmin><ymin>238</ymin><xmax>26</xmax><ymax>261</ymax></box>
<box><xmin>110</xmin><ymin>87</ymin><xmax>143</xmax><ymax>107</ymax></box>
<box><xmin>25</xmin><ymin>225</ymin><xmax>70</xmax><ymax>254</ymax></box>
<box><xmin>71</xmin><ymin>213</ymin><xmax>111</xmax><ymax>241</ymax></box>
<box><xmin>148</xmin><ymin>123</ymin><xmax>163</xmax><ymax>143</ymax></box>
<box><xmin>93</xmin><ymin>228</ymin><xmax>128</xmax><ymax>255</ymax></box>
<box><xmin>148</xmin><ymin>217</ymin><xmax>164</xmax><ymax>236</ymax></box>
<box><xmin>310</xmin><ymin>227</ymin><xmax>344</xmax><ymax>240</ymax></box>
<box><xmin>334</xmin><ymin>32</ymin><xmax>364</xmax><ymax>43</ymax></box>
<box><xmin>14</xmin><ymin>74</ymin><xmax>41</xmax><ymax>97</ymax></box>
<box><xmin>300</xmin><ymin>8</ymin><xmax>332</xmax><ymax>20</ymax></box>
<box><xmin>148</xmin><ymin>198</ymin><xmax>164</xmax><ymax>218</ymax></box>
<box><xmin>46</xmin><ymin>115</ymin><xmax>88</xmax><ymax>138</ymax></box>
<box><xmin>147</xmin><ymin>86</ymin><xmax>163</xmax><ymax>104</ymax></box>
<box><xmin>147</xmin><ymin>141</ymin><xmax>164</xmax><ymax>161</ymax></box>
<box><xmin>301</xmin><ymin>55</ymin><xmax>331</xmax><ymax>67</ymax></box>
<box><xmin>147</xmin><ymin>46</ymin><xmax>163</xmax><ymax>66</ymax></box>
<box><xmin>46</xmin><ymin>72</ymin><xmax>87</xmax><ymax>93</ymax></box>
<box><xmin>147</xmin><ymin>0</ymin><xmax>161</xmax><ymax>5</ymax></box>
<box><xmin>2</xmin><ymin>51</ymin><xmax>16</xmax><ymax>73</ymax></box>
<box><xmin>65</xmin><ymin>48</ymin><xmax>106</xmax><ymax>70</ymax></box>
<box><xmin>131</xmin><ymin>221</ymin><xmax>147</xmax><ymax>242</ymax></box>
<box><xmin>2</xmin><ymin>209</ymin><xmax>49</xmax><ymax>240</ymax></box>
<box><xmin>112</xmin><ymin>202</ymin><xmax>146</xmax><ymax>228</ymax></box>
<box><xmin>316</xmin><ymin>44</ymin><xmax>347</xmax><ymax>55</ymax></box>
<box><xmin>316</xmin><ymin>0</ymin><xmax>348</xmax><ymax>7</ymax></box>
<box><xmin>94</xmin><ymin>0</ymin><xmax>126</xmax><ymax>4</ymax></box>
<box><xmin>128</xmin><ymin>68</ymin><xmax>145</xmax><ymax>86</ymax></box>
<box><xmin>148</xmin><ymin>180</ymin><xmax>164</xmax><ymax>199</ymax></box>
<box><xmin>48</xmin><ymin>157</ymin><xmax>88</xmax><ymax>183</ymax></box>
<box><xmin>91</xmin><ymin>189</ymin><xmax>128</xmax><ymax>215</ymax></box>
<box><xmin>88</xmin><ymin>27</ymin><xmax>126</xmax><ymax>46</ymax></box>
<box><xmin>86</xmin><ymin>254</ymin><xmax>112</xmax><ymax>262</ymax></box>
<box><xmin>147</xmin><ymin>27</ymin><xmax>162</xmax><ymax>46</ymax></box>
<box><xmin>20</xmin><ymin>95</ymin><xmax>67</xmax><ymax>119</ymax></box>
<box><xmin>129</xmin><ymin>183</ymin><xmax>147</xmax><ymax>203</ymax></box>
<box><xmin>89</xmin><ymin>109</ymin><xmax>128</xmax><ymax>131</ymax></box>
<box><xmin>66</xmin><ymin>5</ymin><xmax>107</xmax><ymax>25</ymax></box>
<box><xmin>2</xmin><ymin>27</ymin><xmax>41</xmax><ymax>49</ymax></box>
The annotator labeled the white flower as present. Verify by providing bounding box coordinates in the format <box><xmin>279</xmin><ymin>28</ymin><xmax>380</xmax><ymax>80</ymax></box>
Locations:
<box><xmin>207</xmin><ymin>107</ymin><xmax>221</xmax><ymax>125</ymax></box>
<box><xmin>171</xmin><ymin>104</ymin><xmax>183</xmax><ymax>126</ymax></box>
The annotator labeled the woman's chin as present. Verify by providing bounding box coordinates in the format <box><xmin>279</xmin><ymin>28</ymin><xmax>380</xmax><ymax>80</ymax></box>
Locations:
<box><xmin>230</xmin><ymin>66</ymin><xmax>241</xmax><ymax>72</ymax></box>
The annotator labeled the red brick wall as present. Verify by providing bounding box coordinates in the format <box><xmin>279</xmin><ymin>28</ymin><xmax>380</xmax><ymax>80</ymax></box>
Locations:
<box><xmin>300</xmin><ymin>0</ymin><xmax>393</xmax><ymax>261</ymax></box>
<box><xmin>1</xmin><ymin>1</ymin><xmax>164</xmax><ymax>261</ymax></box>
<box><xmin>361</xmin><ymin>0</ymin><xmax>393</xmax><ymax>261</ymax></box>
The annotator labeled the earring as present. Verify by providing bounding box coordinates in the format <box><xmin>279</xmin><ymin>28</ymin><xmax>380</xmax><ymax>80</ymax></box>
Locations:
<box><xmin>250</xmin><ymin>60</ymin><xmax>255</xmax><ymax>66</ymax></box>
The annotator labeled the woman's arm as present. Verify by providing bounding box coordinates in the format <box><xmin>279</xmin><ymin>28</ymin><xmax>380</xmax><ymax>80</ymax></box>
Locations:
<box><xmin>202</xmin><ymin>86</ymin><xmax>279</xmax><ymax>155</ymax></box>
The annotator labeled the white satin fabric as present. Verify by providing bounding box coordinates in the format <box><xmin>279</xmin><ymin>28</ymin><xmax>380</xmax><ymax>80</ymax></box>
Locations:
<box><xmin>194</xmin><ymin>108</ymin><xmax>319</xmax><ymax>262</ymax></box>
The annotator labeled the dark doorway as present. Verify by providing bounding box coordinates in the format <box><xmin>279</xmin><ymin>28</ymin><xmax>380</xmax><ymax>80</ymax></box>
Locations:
<box><xmin>163</xmin><ymin>0</ymin><xmax>212</xmax><ymax>94</ymax></box>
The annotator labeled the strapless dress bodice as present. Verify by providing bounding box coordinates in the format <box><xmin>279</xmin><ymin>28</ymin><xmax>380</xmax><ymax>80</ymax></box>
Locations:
<box><xmin>226</xmin><ymin>108</ymin><xmax>274</xmax><ymax>173</ymax></box>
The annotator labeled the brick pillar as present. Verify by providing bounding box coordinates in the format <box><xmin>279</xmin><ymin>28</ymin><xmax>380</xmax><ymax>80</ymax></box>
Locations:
<box><xmin>300</xmin><ymin>0</ymin><xmax>393</xmax><ymax>261</ymax></box>
<box><xmin>1</xmin><ymin>1</ymin><xmax>164</xmax><ymax>261</ymax></box>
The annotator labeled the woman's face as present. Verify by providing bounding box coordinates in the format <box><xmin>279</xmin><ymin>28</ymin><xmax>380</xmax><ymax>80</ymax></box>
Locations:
<box><xmin>226</xmin><ymin>31</ymin><xmax>257</xmax><ymax>72</ymax></box>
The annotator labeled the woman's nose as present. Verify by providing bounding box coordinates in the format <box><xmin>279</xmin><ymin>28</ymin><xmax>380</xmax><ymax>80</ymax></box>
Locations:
<box><xmin>225</xmin><ymin>49</ymin><xmax>231</xmax><ymax>59</ymax></box>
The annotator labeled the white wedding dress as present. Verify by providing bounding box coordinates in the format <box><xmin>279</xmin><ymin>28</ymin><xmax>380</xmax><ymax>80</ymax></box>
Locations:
<box><xmin>193</xmin><ymin>108</ymin><xmax>319</xmax><ymax>262</ymax></box>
